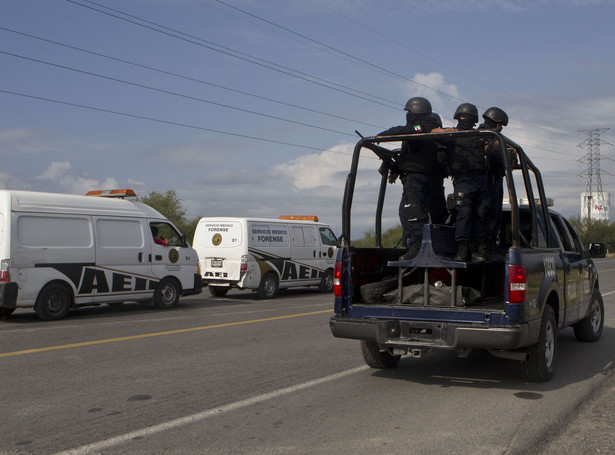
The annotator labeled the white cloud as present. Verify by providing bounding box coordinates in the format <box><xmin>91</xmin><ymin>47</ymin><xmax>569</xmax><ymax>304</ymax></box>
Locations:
<box><xmin>37</xmin><ymin>161</ymin><xmax>71</xmax><ymax>181</ymax></box>
<box><xmin>274</xmin><ymin>143</ymin><xmax>361</xmax><ymax>189</ymax></box>
<box><xmin>36</xmin><ymin>162</ymin><xmax>118</xmax><ymax>195</ymax></box>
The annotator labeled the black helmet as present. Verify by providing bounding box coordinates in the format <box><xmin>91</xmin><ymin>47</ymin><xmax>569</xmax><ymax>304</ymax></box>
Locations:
<box><xmin>430</xmin><ymin>112</ymin><xmax>443</xmax><ymax>128</ymax></box>
<box><xmin>453</xmin><ymin>103</ymin><xmax>478</xmax><ymax>122</ymax></box>
<box><xmin>482</xmin><ymin>107</ymin><xmax>508</xmax><ymax>126</ymax></box>
<box><xmin>404</xmin><ymin>97</ymin><xmax>432</xmax><ymax>115</ymax></box>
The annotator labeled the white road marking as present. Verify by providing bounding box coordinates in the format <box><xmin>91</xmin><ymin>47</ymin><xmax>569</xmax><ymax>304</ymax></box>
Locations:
<box><xmin>52</xmin><ymin>365</ymin><xmax>369</xmax><ymax>455</ymax></box>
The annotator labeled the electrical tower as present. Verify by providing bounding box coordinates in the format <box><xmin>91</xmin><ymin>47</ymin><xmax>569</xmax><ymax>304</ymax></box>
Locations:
<box><xmin>578</xmin><ymin>128</ymin><xmax>612</xmax><ymax>221</ymax></box>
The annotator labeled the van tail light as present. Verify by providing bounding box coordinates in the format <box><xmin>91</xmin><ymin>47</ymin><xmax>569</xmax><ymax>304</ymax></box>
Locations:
<box><xmin>508</xmin><ymin>264</ymin><xmax>527</xmax><ymax>303</ymax></box>
<box><xmin>240</xmin><ymin>255</ymin><xmax>248</xmax><ymax>273</ymax></box>
<box><xmin>0</xmin><ymin>259</ymin><xmax>10</xmax><ymax>283</ymax></box>
<box><xmin>334</xmin><ymin>259</ymin><xmax>342</xmax><ymax>297</ymax></box>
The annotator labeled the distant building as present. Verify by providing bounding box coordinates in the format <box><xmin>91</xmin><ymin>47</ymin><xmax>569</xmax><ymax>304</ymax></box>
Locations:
<box><xmin>581</xmin><ymin>192</ymin><xmax>610</xmax><ymax>222</ymax></box>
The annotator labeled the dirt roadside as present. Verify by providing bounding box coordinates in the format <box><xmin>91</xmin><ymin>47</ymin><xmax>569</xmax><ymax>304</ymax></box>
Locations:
<box><xmin>533</xmin><ymin>371</ymin><xmax>615</xmax><ymax>454</ymax></box>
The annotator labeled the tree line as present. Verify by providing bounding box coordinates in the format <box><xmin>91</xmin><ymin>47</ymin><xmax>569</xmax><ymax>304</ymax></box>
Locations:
<box><xmin>352</xmin><ymin>217</ymin><xmax>614</xmax><ymax>254</ymax></box>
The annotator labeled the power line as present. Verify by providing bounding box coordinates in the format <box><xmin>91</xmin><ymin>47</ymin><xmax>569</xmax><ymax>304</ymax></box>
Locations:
<box><xmin>0</xmin><ymin>88</ymin><xmax>346</xmax><ymax>153</ymax></box>
<box><xmin>0</xmin><ymin>26</ymin><xmax>386</xmax><ymax>130</ymax></box>
<box><xmin>66</xmin><ymin>0</ymin><xmax>401</xmax><ymax>110</ymax></box>
<box><xmin>207</xmin><ymin>0</ymin><xmax>583</xmax><ymax>141</ymax></box>
<box><xmin>0</xmin><ymin>50</ymin><xmax>360</xmax><ymax>138</ymax></box>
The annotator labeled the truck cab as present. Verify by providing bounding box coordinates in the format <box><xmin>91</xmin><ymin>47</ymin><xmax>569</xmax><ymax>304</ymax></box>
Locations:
<box><xmin>330</xmin><ymin>130</ymin><xmax>604</xmax><ymax>382</ymax></box>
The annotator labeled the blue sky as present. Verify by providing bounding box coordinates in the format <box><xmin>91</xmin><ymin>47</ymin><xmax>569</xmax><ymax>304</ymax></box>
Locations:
<box><xmin>2</xmin><ymin>0</ymin><xmax>615</xmax><ymax>237</ymax></box>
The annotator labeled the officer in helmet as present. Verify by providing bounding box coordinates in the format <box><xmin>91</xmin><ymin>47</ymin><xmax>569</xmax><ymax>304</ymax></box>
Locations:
<box><xmin>447</xmin><ymin>103</ymin><xmax>490</xmax><ymax>261</ymax></box>
<box><xmin>377</xmin><ymin>97</ymin><xmax>447</xmax><ymax>260</ymax></box>
<box><xmin>478</xmin><ymin>107</ymin><xmax>509</xmax><ymax>256</ymax></box>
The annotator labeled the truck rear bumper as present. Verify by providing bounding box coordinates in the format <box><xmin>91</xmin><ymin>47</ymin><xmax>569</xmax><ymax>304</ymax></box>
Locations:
<box><xmin>329</xmin><ymin>316</ymin><xmax>533</xmax><ymax>350</ymax></box>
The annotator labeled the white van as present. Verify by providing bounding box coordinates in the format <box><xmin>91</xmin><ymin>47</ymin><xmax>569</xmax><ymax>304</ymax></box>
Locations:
<box><xmin>192</xmin><ymin>216</ymin><xmax>338</xmax><ymax>298</ymax></box>
<box><xmin>0</xmin><ymin>189</ymin><xmax>202</xmax><ymax>320</ymax></box>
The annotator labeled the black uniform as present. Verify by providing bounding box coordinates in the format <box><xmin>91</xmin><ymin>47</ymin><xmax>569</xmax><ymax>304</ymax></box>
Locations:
<box><xmin>378</xmin><ymin>115</ymin><xmax>447</xmax><ymax>250</ymax></box>
<box><xmin>478</xmin><ymin>123</ymin><xmax>505</xmax><ymax>248</ymax></box>
<box><xmin>447</xmin><ymin>134</ymin><xmax>489</xmax><ymax>246</ymax></box>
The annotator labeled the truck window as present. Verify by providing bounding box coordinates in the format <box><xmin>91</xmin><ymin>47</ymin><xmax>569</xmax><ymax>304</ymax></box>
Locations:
<box><xmin>319</xmin><ymin>227</ymin><xmax>337</xmax><ymax>246</ymax></box>
<box><xmin>564</xmin><ymin>218</ymin><xmax>585</xmax><ymax>253</ymax></box>
<box><xmin>550</xmin><ymin>216</ymin><xmax>574</xmax><ymax>252</ymax></box>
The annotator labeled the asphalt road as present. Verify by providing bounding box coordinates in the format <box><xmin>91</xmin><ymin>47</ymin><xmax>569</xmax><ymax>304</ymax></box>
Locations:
<box><xmin>1</xmin><ymin>259</ymin><xmax>614</xmax><ymax>455</ymax></box>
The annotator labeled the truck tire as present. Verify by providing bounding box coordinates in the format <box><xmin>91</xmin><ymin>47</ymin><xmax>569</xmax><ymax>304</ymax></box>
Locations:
<box><xmin>0</xmin><ymin>308</ymin><xmax>15</xmax><ymax>319</ymax></box>
<box><xmin>319</xmin><ymin>269</ymin><xmax>334</xmax><ymax>293</ymax></box>
<box><xmin>35</xmin><ymin>283</ymin><xmax>72</xmax><ymax>321</ymax></box>
<box><xmin>209</xmin><ymin>286</ymin><xmax>229</xmax><ymax>297</ymax></box>
<box><xmin>361</xmin><ymin>340</ymin><xmax>401</xmax><ymax>369</ymax></box>
<box><xmin>257</xmin><ymin>273</ymin><xmax>278</xmax><ymax>299</ymax></box>
<box><xmin>154</xmin><ymin>278</ymin><xmax>180</xmax><ymax>309</ymax></box>
<box><xmin>573</xmin><ymin>289</ymin><xmax>604</xmax><ymax>342</ymax></box>
<box><xmin>522</xmin><ymin>305</ymin><xmax>556</xmax><ymax>382</ymax></box>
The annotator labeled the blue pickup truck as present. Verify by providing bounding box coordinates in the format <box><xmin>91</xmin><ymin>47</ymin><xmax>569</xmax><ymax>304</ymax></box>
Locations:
<box><xmin>329</xmin><ymin>130</ymin><xmax>604</xmax><ymax>382</ymax></box>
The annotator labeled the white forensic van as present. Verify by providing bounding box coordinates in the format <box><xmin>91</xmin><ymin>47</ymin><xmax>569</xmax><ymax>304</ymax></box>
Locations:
<box><xmin>192</xmin><ymin>216</ymin><xmax>338</xmax><ymax>298</ymax></box>
<box><xmin>0</xmin><ymin>189</ymin><xmax>202</xmax><ymax>320</ymax></box>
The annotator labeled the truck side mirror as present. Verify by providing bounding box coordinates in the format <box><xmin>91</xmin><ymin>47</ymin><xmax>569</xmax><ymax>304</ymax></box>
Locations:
<box><xmin>588</xmin><ymin>242</ymin><xmax>607</xmax><ymax>258</ymax></box>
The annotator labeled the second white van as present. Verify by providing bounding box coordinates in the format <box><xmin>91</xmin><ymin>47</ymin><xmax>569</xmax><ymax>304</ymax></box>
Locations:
<box><xmin>192</xmin><ymin>216</ymin><xmax>338</xmax><ymax>298</ymax></box>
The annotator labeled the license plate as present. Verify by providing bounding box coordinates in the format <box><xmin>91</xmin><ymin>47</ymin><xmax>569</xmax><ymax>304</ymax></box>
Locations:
<box><xmin>211</xmin><ymin>259</ymin><xmax>223</xmax><ymax>268</ymax></box>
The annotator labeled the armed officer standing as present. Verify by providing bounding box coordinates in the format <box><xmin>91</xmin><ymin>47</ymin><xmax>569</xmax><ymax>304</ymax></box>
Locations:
<box><xmin>378</xmin><ymin>97</ymin><xmax>447</xmax><ymax>260</ymax></box>
<box><xmin>478</xmin><ymin>107</ymin><xmax>509</xmax><ymax>255</ymax></box>
<box><xmin>447</xmin><ymin>103</ymin><xmax>490</xmax><ymax>262</ymax></box>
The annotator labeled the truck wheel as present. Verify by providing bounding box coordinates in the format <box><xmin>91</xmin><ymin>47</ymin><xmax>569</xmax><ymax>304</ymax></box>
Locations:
<box><xmin>209</xmin><ymin>286</ymin><xmax>229</xmax><ymax>297</ymax></box>
<box><xmin>257</xmin><ymin>273</ymin><xmax>278</xmax><ymax>299</ymax></box>
<box><xmin>361</xmin><ymin>340</ymin><xmax>401</xmax><ymax>369</ymax></box>
<box><xmin>35</xmin><ymin>283</ymin><xmax>72</xmax><ymax>321</ymax></box>
<box><xmin>154</xmin><ymin>278</ymin><xmax>180</xmax><ymax>309</ymax></box>
<box><xmin>0</xmin><ymin>308</ymin><xmax>15</xmax><ymax>319</ymax></box>
<box><xmin>319</xmin><ymin>269</ymin><xmax>334</xmax><ymax>293</ymax></box>
<box><xmin>573</xmin><ymin>290</ymin><xmax>604</xmax><ymax>342</ymax></box>
<box><xmin>522</xmin><ymin>305</ymin><xmax>556</xmax><ymax>382</ymax></box>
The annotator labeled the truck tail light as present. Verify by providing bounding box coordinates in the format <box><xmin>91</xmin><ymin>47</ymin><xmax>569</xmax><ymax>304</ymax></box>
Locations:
<box><xmin>508</xmin><ymin>264</ymin><xmax>527</xmax><ymax>303</ymax></box>
<box><xmin>0</xmin><ymin>259</ymin><xmax>10</xmax><ymax>283</ymax></box>
<box><xmin>334</xmin><ymin>259</ymin><xmax>342</xmax><ymax>297</ymax></box>
<box><xmin>240</xmin><ymin>255</ymin><xmax>248</xmax><ymax>273</ymax></box>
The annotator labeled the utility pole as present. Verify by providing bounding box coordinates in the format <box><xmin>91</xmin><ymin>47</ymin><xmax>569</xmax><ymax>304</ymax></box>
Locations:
<box><xmin>578</xmin><ymin>128</ymin><xmax>612</xmax><ymax>221</ymax></box>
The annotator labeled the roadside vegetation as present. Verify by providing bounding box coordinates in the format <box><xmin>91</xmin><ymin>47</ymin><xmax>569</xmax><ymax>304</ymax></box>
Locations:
<box><xmin>353</xmin><ymin>217</ymin><xmax>615</xmax><ymax>255</ymax></box>
<box><xmin>137</xmin><ymin>190</ymin><xmax>200</xmax><ymax>241</ymax></box>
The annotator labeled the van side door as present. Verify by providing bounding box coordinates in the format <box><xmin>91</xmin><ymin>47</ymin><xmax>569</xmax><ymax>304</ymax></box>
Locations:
<box><xmin>92</xmin><ymin>216</ymin><xmax>152</xmax><ymax>302</ymax></box>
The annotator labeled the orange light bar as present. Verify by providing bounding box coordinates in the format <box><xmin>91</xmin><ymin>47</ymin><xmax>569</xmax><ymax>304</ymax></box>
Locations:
<box><xmin>86</xmin><ymin>189</ymin><xmax>137</xmax><ymax>198</ymax></box>
<box><xmin>279</xmin><ymin>215</ymin><xmax>319</xmax><ymax>222</ymax></box>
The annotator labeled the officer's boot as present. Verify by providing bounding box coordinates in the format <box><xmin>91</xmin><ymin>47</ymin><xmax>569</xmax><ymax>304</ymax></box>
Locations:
<box><xmin>472</xmin><ymin>241</ymin><xmax>489</xmax><ymax>262</ymax></box>
<box><xmin>454</xmin><ymin>242</ymin><xmax>469</xmax><ymax>262</ymax></box>
<box><xmin>399</xmin><ymin>241</ymin><xmax>421</xmax><ymax>261</ymax></box>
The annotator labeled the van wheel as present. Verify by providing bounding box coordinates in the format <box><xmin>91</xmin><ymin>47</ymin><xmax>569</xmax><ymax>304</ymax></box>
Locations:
<box><xmin>257</xmin><ymin>273</ymin><xmax>278</xmax><ymax>299</ymax></box>
<box><xmin>573</xmin><ymin>289</ymin><xmax>604</xmax><ymax>342</ymax></box>
<box><xmin>521</xmin><ymin>305</ymin><xmax>556</xmax><ymax>382</ymax></box>
<box><xmin>361</xmin><ymin>340</ymin><xmax>401</xmax><ymax>369</ymax></box>
<box><xmin>35</xmin><ymin>283</ymin><xmax>72</xmax><ymax>321</ymax></box>
<box><xmin>154</xmin><ymin>278</ymin><xmax>180</xmax><ymax>309</ymax></box>
<box><xmin>319</xmin><ymin>269</ymin><xmax>334</xmax><ymax>293</ymax></box>
<box><xmin>209</xmin><ymin>286</ymin><xmax>229</xmax><ymax>297</ymax></box>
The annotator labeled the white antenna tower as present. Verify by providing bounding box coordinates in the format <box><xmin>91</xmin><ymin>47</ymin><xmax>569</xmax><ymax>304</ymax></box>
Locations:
<box><xmin>578</xmin><ymin>128</ymin><xmax>612</xmax><ymax>221</ymax></box>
